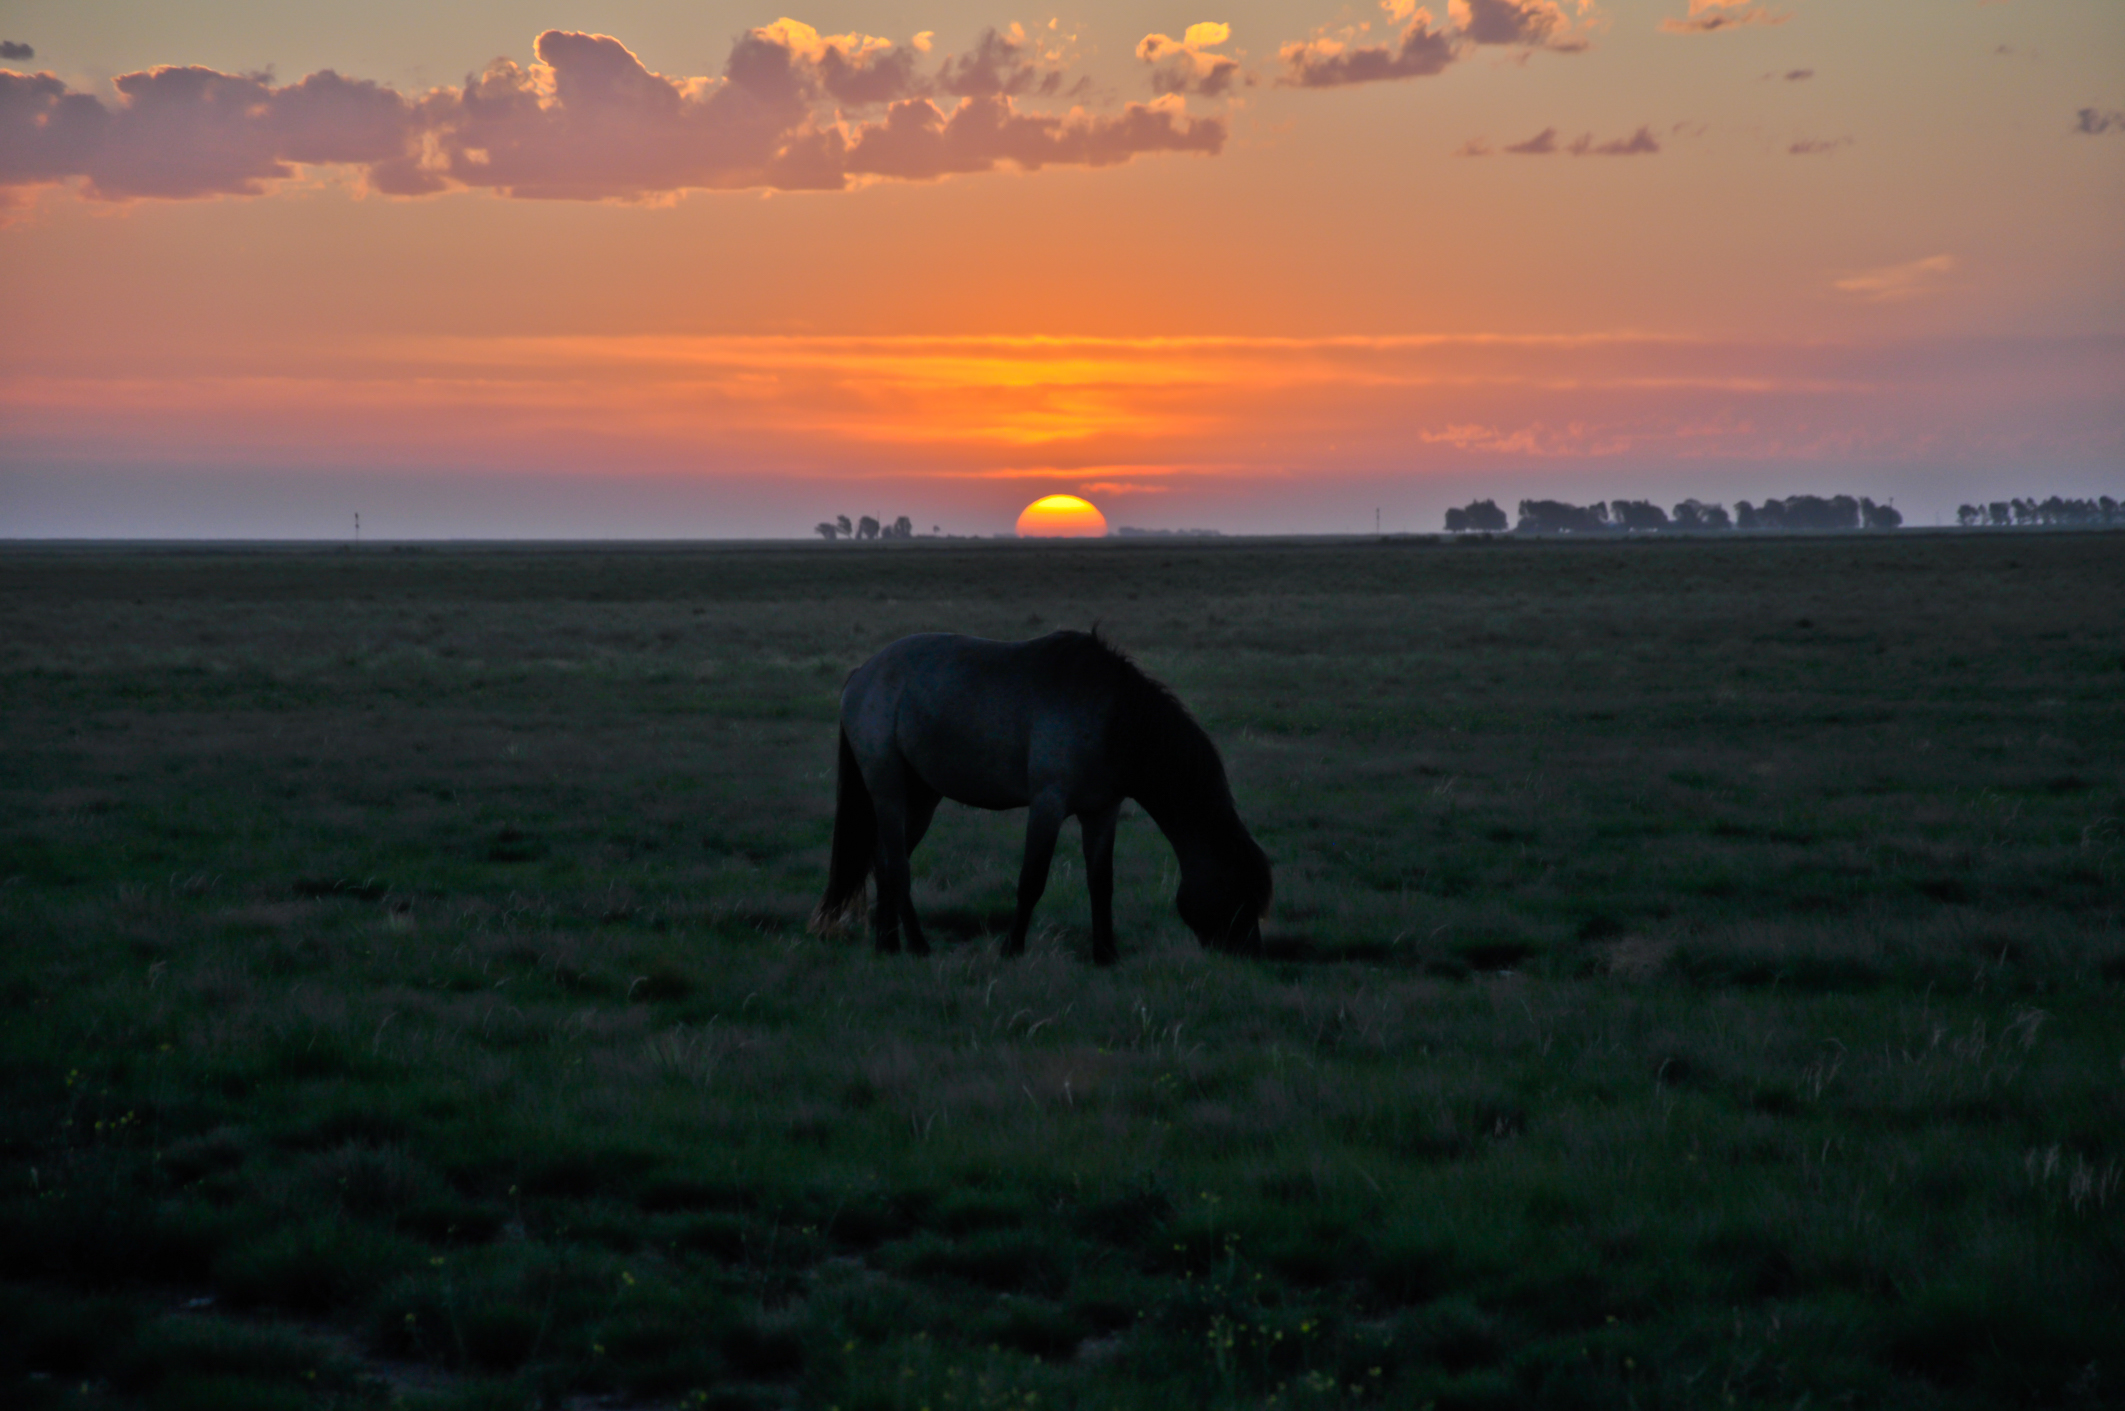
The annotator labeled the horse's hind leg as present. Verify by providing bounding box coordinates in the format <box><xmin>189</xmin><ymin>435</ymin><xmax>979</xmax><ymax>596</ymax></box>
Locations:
<box><xmin>871</xmin><ymin>778</ymin><xmax>939</xmax><ymax>957</ymax></box>
<box><xmin>896</xmin><ymin>785</ymin><xmax>940</xmax><ymax>957</ymax></box>
<box><xmin>1004</xmin><ymin>793</ymin><xmax>1065</xmax><ymax>958</ymax></box>
<box><xmin>1081</xmin><ymin>803</ymin><xmax>1121</xmax><ymax>967</ymax></box>
<box><xmin>870</xmin><ymin>796</ymin><xmax>908</xmax><ymax>955</ymax></box>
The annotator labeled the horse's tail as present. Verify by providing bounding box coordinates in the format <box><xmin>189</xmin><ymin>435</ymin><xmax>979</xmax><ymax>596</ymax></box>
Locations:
<box><xmin>811</xmin><ymin>728</ymin><xmax>875</xmax><ymax>935</ymax></box>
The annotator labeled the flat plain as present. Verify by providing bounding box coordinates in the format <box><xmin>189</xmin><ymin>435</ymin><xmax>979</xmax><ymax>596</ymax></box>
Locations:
<box><xmin>1</xmin><ymin>531</ymin><xmax>2120</xmax><ymax>1411</ymax></box>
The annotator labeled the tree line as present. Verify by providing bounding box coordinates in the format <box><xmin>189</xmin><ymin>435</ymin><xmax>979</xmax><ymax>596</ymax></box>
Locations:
<box><xmin>1956</xmin><ymin>497</ymin><xmax>2123</xmax><ymax>528</ymax></box>
<box><xmin>816</xmin><ymin>514</ymin><xmax>917</xmax><ymax>541</ymax></box>
<box><xmin>1444</xmin><ymin>495</ymin><xmax>1904</xmax><ymax>534</ymax></box>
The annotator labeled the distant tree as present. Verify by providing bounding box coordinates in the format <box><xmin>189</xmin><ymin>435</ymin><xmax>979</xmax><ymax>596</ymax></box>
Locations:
<box><xmin>858</xmin><ymin>515</ymin><xmax>881</xmax><ymax>540</ymax></box>
<box><xmin>1957</xmin><ymin>504</ymin><xmax>1982</xmax><ymax>527</ymax></box>
<box><xmin>1987</xmin><ymin>502</ymin><xmax>2010</xmax><ymax>527</ymax></box>
<box><xmin>892</xmin><ymin>515</ymin><xmax>913</xmax><ymax>539</ymax></box>
<box><xmin>1610</xmin><ymin>499</ymin><xmax>1670</xmax><ymax>531</ymax></box>
<box><xmin>836</xmin><ymin>514</ymin><xmax>853</xmax><ymax>537</ymax></box>
<box><xmin>1672</xmin><ymin>499</ymin><xmax>1730</xmax><ymax>531</ymax></box>
<box><xmin>1752</xmin><ymin>495</ymin><xmax>1859</xmax><ymax>531</ymax></box>
<box><xmin>1734</xmin><ymin>501</ymin><xmax>1759</xmax><ymax>530</ymax></box>
<box><xmin>2104</xmin><ymin>497</ymin><xmax>2121</xmax><ymax>524</ymax></box>
<box><xmin>1515</xmin><ymin>500</ymin><xmax>1611</xmax><ymax>533</ymax></box>
<box><xmin>1444</xmin><ymin>507</ymin><xmax>1470</xmax><ymax>532</ymax></box>
<box><xmin>815</xmin><ymin>521</ymin><xmax>840</xmax><ymax>540</ymax></box>
<box><xmin>1465</xmin><ymin>499</ymin><xmax>1507</xmax><ymax>531</ymax></box>
<box><xmin>1860</xmin><ymin>498</ymin><xmax>1902</xmax><ymax>530</ymax></box>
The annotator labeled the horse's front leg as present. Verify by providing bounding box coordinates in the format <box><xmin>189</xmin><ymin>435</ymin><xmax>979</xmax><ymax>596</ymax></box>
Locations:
<box><xmin>1081</xmin><ymin>802</ymin><xmax>1121</xmax><ymax>966</ymax></box>
<box><xmin>1004</xmin><ymin>793</ymin><xmax>1066</xmax><ymax>958</ymax></box>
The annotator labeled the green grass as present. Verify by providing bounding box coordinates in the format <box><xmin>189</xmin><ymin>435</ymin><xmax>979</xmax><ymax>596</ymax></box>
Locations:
<box><xmin>1</xmin><ymin>532</ymin><xmax>2120</xmax><ymax>1409</ymax></box>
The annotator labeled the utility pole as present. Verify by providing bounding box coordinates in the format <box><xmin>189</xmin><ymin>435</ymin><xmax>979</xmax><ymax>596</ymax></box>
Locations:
<box><xmin>354</xmin><ymin>512</ymin><xmax>361</xmax><ymax>545</ymax></box>
<box><xmin>1375</xmin><ymin>507</ymin><xmax>1381</xmax><ymax>534</ymax></box>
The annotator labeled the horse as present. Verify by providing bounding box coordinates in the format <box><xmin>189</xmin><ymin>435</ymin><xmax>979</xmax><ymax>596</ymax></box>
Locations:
<box><xmin>812</xmin><ymin>630</ymin><xmax>1272</xmax><ymax>965</ymax></box>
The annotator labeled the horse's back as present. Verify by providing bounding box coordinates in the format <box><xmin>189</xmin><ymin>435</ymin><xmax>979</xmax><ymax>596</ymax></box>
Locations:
<box><xmin>841</xmin><ymin>633</ymin><xmax>1121</xmax><ymax>811</ymax></box>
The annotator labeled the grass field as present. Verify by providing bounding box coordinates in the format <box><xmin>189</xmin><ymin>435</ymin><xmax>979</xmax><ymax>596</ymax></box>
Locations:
<box><xmin>2</xmin><ymin>532</ymin><xmax>2120</xmax><ymax>1411</ymax></box>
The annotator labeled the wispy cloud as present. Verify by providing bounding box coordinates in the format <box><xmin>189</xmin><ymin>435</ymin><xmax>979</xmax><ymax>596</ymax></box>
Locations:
<box><xmin>1468</xmin><ymin>125</ymin><xmax>1658</xmax><ymax>155</ymax></box>
<box><xmin>1278</xmin><ymin>0</ymin><xmax>1596</xmax><ymax>89</ymax></box>
<box><xmin>1789</xmin><ymin>136</ymin><xmax>1850</xmax><ymax>155</ymax></box>
<box><xmin>1281</xmin><ymin>11</ymin><xmax>1459</xmax><ymax>87</ymax></box>
<box><xmin>2074</xmin><ymin>108</ymin><xmax>2123</xmax><ymax>134</ymax></box>
<box><xmin>1659</xmin><ymin>1</ymin><xmax>1789</xmax><ymax>35</ymax></box>
<box><xmin>1833</xmin><ymin>254</ymin><xmax>1954</xmax><ymax>302</ymax></box>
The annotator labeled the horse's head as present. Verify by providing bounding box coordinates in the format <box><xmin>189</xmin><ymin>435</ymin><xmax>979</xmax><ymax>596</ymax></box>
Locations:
<box><xmin>1176</xmin><ymin>822</ymin><xmax>1272</xmax><ymax>953</ymax></box>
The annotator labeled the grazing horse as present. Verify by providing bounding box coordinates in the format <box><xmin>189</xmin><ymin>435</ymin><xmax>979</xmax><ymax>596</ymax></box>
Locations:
<box><xmin>813</xmin><ymin>630</ymin><xmax>1271</xmax><ymax>964</ymax></box>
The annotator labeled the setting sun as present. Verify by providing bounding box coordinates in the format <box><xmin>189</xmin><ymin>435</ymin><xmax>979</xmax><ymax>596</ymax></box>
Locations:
<box><xmin>1015</xmin><ymin>494</ymin><xmax>1108</xmax><ymax>538</ymax></box>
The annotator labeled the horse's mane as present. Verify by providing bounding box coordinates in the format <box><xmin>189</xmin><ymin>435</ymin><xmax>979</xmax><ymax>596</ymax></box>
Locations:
<box><xmin>1053</xmin><ymin>627</ymin><xmax>1272</xmax><ymax>918</ymax></box>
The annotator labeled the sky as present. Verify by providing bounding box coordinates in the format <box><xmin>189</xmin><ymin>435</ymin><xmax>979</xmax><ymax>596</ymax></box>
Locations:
<box><xmin>2</xmin><ymin>0</ymin><xmax>2120</xmax><ymax>538</ymax></box>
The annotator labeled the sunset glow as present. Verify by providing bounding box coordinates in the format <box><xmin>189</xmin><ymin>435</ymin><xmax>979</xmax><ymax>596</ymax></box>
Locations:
<box><xmin>2</xmin><ymin>3</ymin><xmax>2119</xmax><ymax>536</ymax></box>
<box><xmin>1016</xmin><ymin>494</ymin><xmax>1109</xmax><ymax>538</ymax></box>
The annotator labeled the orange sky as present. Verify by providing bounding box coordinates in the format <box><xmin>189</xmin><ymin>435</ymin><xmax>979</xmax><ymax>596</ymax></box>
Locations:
<box><xmin>3</xmin><ymin>2</ymin><xmax>2121</xmax><ymax>535</ymax></box>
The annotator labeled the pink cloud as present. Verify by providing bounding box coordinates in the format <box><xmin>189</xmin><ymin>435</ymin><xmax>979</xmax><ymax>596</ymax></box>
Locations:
<box><xmin>0</xmin><ymin>21</ymin><xmax>1222</xmax><ymax>205</ymax></box>
<box><xmin>845</xmin><ymin>93</ymin><xmax>1221</xmax><ymax>180</ymax></box>
<box><xmin>1456</xmin><ymin>0</ymin><xmax>1589</xmax><ymax>52</ymax></box>
<box><xmin>1137</xmin><ymin>23</ymin><xmax>1246</xmax><ymax>97</ymax></box>
<box><xmin>1659</xmin><ymin>2</ymin><xmax>1789</xmax><ymax>35</ymax></box>
<box><xmin>1484</xmin><ymin>124</ymin><xmax>1659</xmax><ymax>156</ymax></box>
<box><xmin>0</xmin><ymin>64</ymin><xmax>418</xmax><ymax>199</ymax></box>
<box><xmin>1281</xmin><ymin>13</ymin><xmax>1459</xmax><ymax>87</ymax></box>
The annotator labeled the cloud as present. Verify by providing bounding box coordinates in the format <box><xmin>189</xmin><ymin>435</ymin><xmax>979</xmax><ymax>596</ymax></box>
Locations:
<box><xmin>0</xmin><ymin>64</ymin><xmax>419</xmax><ymax>199</ymax></box>
<box><xmin>756</xmin><ymin>18</ymin><xmax>927</xmax><ymax>107</ymax></box>
<box><xmin>1</xmin><ymin>41</ymin><xmax>32</xmax><ymax>61</ymax></box>
<box><xmin>1137</xmin><ymin>23</ymin><xmax>1245</xmax><ymax>97</ymax></box>
<box><xmin>1659</xmin><ymin>1</ymin><xmax>1788</xmax><ymax>34</ymax></box>
<box><xmin>1788</xmin><ymin>136</ymin><xmax>1849</xmax><ymax>155</ymax></box>
<box><xmin>1451</xmin><ymin>0</ymin><xmax>1590</xmax><ymax>52</ymax></box>
<box><xmin>1571</xmin><ymin>126</ymin><xmax>1658</xmax><ymax>154</ymax></box>
<box><xmin>0</xmin><ymin>22</ymin><xmax>1225</xmax><ymax>205</ymax></box>
<box><xmin>1491</xmin><ymin>125</ymin><xmax>1657</xmax><ymax>155</ymax></box>
<box><xmin>2074</xmin><ymin>108</ymin><xmax>2123</xmax><ymax>134</ymax></box>
<box><xmin>935</xmin><ymin>25</ymin><xmax>1067</xmax><ymax>98</ymax></box>
<box><xmin>1455</xmin><ymin>137</ymin><xmax>1492</xmax><ymax>156</ymax></box>
<box><xmin>844</xmin><ymin>93</ymin><xmax>1222</xmax><ymax>181</ymax></box>
<box><xmin>1279</xmin><ymin>0</ymin><xmax>1594</xmax><ymax>89</ymax></box>
<box><xmin>1833</xmin><ymin>254</ymin><xmax>1954</xmax><ymax>302</ymax></box>
<box><xmin>1281</xmin><ymin>11</ymin><xmax>1458</xmax><ymax>87</ymax></box>
<box><xmin>1782</xmin><ymin>68</ymin><xmax>1812</xmax><ymax>80</ymax></box>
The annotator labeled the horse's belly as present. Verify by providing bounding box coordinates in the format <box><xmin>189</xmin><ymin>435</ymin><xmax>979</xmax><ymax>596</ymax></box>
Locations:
<box><xmin>912</xmin><ymin>750</ymin><xmax>1030</xmax><ymax>811</ymax></box>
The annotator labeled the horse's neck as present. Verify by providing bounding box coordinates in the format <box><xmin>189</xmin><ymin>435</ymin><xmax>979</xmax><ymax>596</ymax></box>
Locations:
<box><xmin>1137</xmin><ymin>791</ymin><xmax>1229</xmax><ymax>877</ymax></box>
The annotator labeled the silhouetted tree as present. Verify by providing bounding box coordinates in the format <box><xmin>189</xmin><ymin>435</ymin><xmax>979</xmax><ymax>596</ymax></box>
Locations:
<box><xmin>892</xmin><ymin>515</ymin><xmax>913</xmax><ymax>539</ymax></box>
<box><xmin>1735</xmin><ymin>501</ymin><xmax>1760</xmax><ymax>530</ymax></box>
<box><xmin>836</xmin><ymin>514</ymin><xmax>853</xmax><ymax>537</ymax></box>
<box><xmin>1444</xmin><ymin>499</ymin><xmax>1507</xmax><ymax>532</ymax></box>
<box><xmin>1516</xmin><ymin>499</ymin><xmax>1612</xmax><ymax>533</ymax></box>
<box><xmin>1671</xmin><ymin>499</ymin><xmax>1731</xmax><ymax>530</ymax></box>
<box><xmin>1860</xmin><ymin>498</ymin><xmax>1902</xmax><ymax>529</ymax></box>
<box><xmin>1610</xmin><ymin>499</ymin><xmax>1670</xmax><ymax>531</ymax></box>
<box><xmin>1751</xmin><ymin>495</ymin><xmax>1860</xmax><ymax>531</ymax></box>
<box><xmin>857</xmin><ymin>515</ymin><xmax>881</xmax><ymax>540</ymax></box>
<box><xmin>1987</xmin><ymin>502</ymin><xmax>2011</xmax><ymax>527</ymax></box>
<box><xmin>1957</xmin><ymin>504</ymin><xmax>1982</xmax><ymax>527</ymax></box>
<box><xmin>815</xmin><ymin>521</ymin><xmax>841</xmax><ymax>540</ymax></box>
